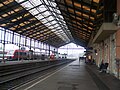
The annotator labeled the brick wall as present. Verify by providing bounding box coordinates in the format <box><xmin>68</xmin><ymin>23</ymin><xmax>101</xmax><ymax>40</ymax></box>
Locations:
<box><xmin>117</xmin><ymin>0</ymin><xmax>120</xmax><ymax>15</ymax></box>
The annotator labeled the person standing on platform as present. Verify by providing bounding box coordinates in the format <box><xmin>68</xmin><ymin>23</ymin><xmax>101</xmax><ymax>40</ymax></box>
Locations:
<box><xmin>79</xmin><ymin>57</ymin><xmax>81</xmax><ymax>63</ymax></box>
<box><xmin>99</xmin><ymin>60</ymin><xmax>104</xmax><ymax>71</ymax></box>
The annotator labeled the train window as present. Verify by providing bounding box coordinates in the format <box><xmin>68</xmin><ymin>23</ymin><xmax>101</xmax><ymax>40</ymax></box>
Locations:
<box><xmin>20</xmin><ymin>52</ymin><xmax>23</xmax><ymax>55</ymax></box>
<box><xmin>23</xmin><ymin>52</ymin><xmax>26</xmax><ymax>55</ymax></box>
<box><xmin>19</xmin><ymin>52</ymin><xmax>27</xmax><ymax>55</ymax></box>
<box><xmin>14</xmin><ymin>52</ymin><xmax>18</xmax><ymax>55</ymax></box>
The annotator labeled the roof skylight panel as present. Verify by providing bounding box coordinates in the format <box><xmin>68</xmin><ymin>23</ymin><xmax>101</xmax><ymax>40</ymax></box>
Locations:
<box><xmin>42</xmin><ymin>11</ymin><xmax>51</xmax><ymax>17</ymax></box>
<box><xmin>29</xmin><ymin>8</ymin><xmax>39</xmax><ymax>15</ymax></box>
<box><xmin>21</xmin><ymin>1</ymin><xmax>33</xmax><ymax>10</ymax></box>
<box><xmin>16</xmin><ymin>0</ymin><xmax>25</xmax><ymax>3</ymax></box>
<box><xmin>50</xmin><ymin>20</ymin><xmax>57</xmax><ymax>25</ymax></box>
<box><xmin>53</xmin><ymin>24</ymin><xmax>59</xmax><ymax>27</ymax></box>
<box><xmin>16</xmin><ymin>0</ymin><xmax>71</xmax><ymax>42</ymax></box>
<box><xmin>48</xmin><ymin>26</ymin><xmax>54</xmax><ymax>29</ymax></box>
<box><xmin>44</xmin><ymin>0</ymin><xmax>49</xmax><ymax>5</ymax></box>
<box><xmin>58</xmin><ymin>15</ymin><xmax>64</xmax><ymax>19</ymax></box>
<box><xmin>56</xmin><ymin>9</ymin><xmax>61</xmax><ymax>14</ymax></box>
<box><xmin>38</xmin><ymin>5</ymin><xmax>48</xmax><ymax>12</ymax></box>
<box><xmin>56</xmin><ymin>27</ymin><xmax>62</xmax><ymax>30</ymax></box>
<box><xmin>44</xmin><ymin>23</ymin><xmax>51</xmax><ymax>27</ymax></box>
<box><xmin>49</xmin><ymin>7</ymin><xmax>54</xmax><ymax>11</ymax></box>
<box><xmin>35</xmin><ymin>14</ymin><xmax>44</xmax><ymax>20</ymax></box>
<box><xmin>50</xmin><ymin>1</ymin><xmax>57</xmax><ymax>7</ymax></box>
<box><xmin>51</xmin><ymin>29</ymin><xmax>57</xmax><ymax>32</ymax></box>
<box><xmin>30</xmin><ymin>0</ymin><xmax>42</xmax><ymax>6</ymax></box>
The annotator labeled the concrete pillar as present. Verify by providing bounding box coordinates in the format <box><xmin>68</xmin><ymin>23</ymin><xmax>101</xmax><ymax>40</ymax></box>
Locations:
<box><xmin>116</xmin><ymin>30</ymin><xmax>120</xmax><ymax>58</ymax></box>
<box><xmin>116</xmin><ymin>0</ymin><xmax>120</xmax><ymax>58</ymax></box>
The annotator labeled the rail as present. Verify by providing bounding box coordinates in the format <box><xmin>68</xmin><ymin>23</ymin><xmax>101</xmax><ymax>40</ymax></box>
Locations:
<box><xmin>0</xmin><ymin>59</ymin><xmax>74</xmax><ymax>89</ymax></box>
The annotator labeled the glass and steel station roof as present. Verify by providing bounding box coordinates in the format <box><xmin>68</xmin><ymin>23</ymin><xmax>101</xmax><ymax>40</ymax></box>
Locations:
<box><xmin>0</xmin><ymin>0</ymin><xmax>116</xmax><ymax>47</ymax></box>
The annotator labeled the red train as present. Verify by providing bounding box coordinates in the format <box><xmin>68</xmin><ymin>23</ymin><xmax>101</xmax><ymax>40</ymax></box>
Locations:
<box><xmin>6</xmin><ymin>49</ymin><xmax>67</xmax><ymax>61</ymax></box>
<box><xmin>6</xmin><ymin>49</ymin><xmax>28</xmax><ymax>60</ymax></box>
<box><xmin>6</xmin><ymin>49</ymin><xmax>47</xmax><ymax>60</ymax></box>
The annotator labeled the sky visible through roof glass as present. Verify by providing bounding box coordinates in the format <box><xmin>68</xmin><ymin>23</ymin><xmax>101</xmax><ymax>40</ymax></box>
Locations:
<box><xmin>15</xmin><ymin>0</ymin><xmax>72</xmax><ymax>43</ymax></box>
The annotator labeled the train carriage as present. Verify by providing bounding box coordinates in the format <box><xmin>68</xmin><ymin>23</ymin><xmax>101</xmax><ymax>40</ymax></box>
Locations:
<box><xmin>6</xmin><ymin>49</ymin><xmax>28</xmax><ymax>60</ymax></box>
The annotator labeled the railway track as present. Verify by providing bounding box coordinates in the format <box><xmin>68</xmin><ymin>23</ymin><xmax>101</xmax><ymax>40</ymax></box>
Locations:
<box><xmin>0</xmin><ymin>60</ymin><xmax>74</xmax><ymax>90</ymax></box>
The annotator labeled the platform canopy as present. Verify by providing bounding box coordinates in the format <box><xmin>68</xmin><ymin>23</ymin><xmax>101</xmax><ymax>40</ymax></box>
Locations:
<box><xmin>0</xmin><ymin>0</ymin><xmax>116</xmax><ymax>48</ymax></box>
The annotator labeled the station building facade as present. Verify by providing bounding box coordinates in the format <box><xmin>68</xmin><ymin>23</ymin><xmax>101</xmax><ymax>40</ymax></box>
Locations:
<box><xmin>88</xmin><ymin>0</ymin><xmax>120</xmax><ymax>79</ymax></box>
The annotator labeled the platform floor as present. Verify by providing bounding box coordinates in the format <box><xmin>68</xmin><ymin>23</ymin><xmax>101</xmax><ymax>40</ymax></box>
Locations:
<box><xmin>15</xmin><ymin>60</ymin><xmax>101</xmax><ymax>90</ymax></box>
